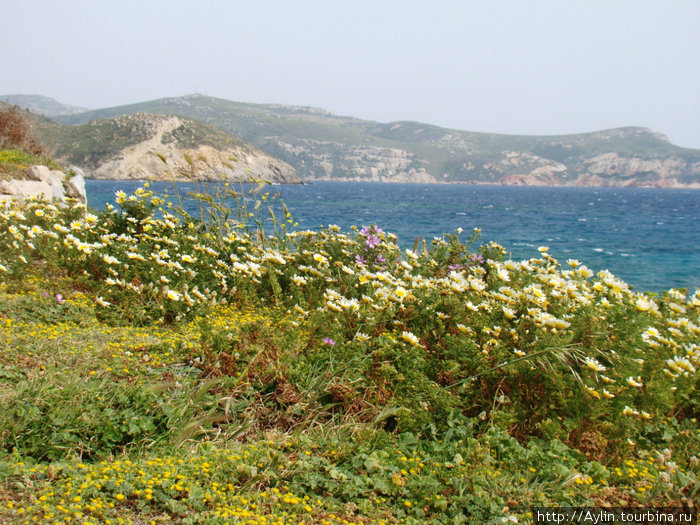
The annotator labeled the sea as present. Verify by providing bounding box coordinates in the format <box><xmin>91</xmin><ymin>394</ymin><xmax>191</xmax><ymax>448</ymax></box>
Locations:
<box><xmin>85</xmin><ymin>180</ymin><xmax>700</xmax><ymax>294</ymax></box>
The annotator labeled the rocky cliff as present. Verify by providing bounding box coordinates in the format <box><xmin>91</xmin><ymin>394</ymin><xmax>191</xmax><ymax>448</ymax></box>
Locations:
<box><xmin>445</xmin><ymin>148</ymin><xmax>700</xmax><ymax>188</ymax></box>
<box><xmin>260</xmin><ymin>127</ymin><xmax>700</xmax><ymax>187</ymax></box>
<box><xmin>269</xmin><ymin>139</ymin><xmax>435</xmax><ymax>182</ymax></box>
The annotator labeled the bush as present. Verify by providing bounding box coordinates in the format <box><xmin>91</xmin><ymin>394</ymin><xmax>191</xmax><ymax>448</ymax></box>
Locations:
<box><xmin>0</xmin><ymin>106</ymin><xmax>44</xmax><ymax>155</ymax></box>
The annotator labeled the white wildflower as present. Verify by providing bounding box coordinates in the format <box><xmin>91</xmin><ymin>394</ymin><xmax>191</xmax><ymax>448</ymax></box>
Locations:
<box><xmin>95</xmin><ymin>296</ymin><xmax>111</xmax><ymax>307</ymax></box>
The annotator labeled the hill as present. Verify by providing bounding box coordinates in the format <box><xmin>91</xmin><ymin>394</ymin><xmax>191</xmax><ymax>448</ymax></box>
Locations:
<box><xmin>53</xmin><ymin>94</ymin><xmax>700</xmax><ymax>187</ymax></box>
<box><xmin>0</xmin><ymin>94</ymin><xmax>90</xmax><ymax>116</ymax></box>
<box><xmin>0</xmin><ymin>102</ymin><xmax>299</xmax><ymax>183</ymax></box>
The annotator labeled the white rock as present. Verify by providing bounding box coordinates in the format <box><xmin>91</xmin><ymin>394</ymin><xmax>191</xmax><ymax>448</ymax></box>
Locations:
<box><xmin>0</xmin><ymin>164</ymin><xmax>87</xmax><ymax>206</ymax></box>
<box><xmin>25</xmin><ymin>165</ymin><xmax>52</xmax><ymax>182</ymax></box>
<box><xmin>64</xmin><ymin>173</ymin><xmax>87</xmax><ymax>203</ymax></box>
<box><xmin>69</xmin><ymin>166</ymin><xmax>85</xmax><ymax>178</ymax></box>
<box><xmin>3</xmin><ymin>180</ymin><xmax>54</xmax><ymax>201</ymax></box>
<box><xmin>49</xmin><ymin>181</ymin><xmax>66</xmax><ymax>200</ymax></box>
<box><xmin>49</xmin><ymin>169</ymin><xmax>67</xmax><ymax>183</ymax></box>
<box><xmin>0</xmin><ymin>180</ymin><xmax>13</xmax><ymax>194</ymax></box>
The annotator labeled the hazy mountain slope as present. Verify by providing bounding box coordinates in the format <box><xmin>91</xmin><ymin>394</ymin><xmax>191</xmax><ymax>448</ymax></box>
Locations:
<box><xmin>51</xmin><ymin>94</ymin><xmax>700</xmax><ymax>187</ymax></box>
<box><xmin>0</xmin><ymin>94</ymin><xmax>90</xmax><ymax>116</ymax></box>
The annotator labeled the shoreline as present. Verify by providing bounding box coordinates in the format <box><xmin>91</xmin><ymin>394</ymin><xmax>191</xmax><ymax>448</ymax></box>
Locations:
<box><xmin>82</xmin><ymin>176</ymin><xmax>700</xmax><ymax>190</ymax></box>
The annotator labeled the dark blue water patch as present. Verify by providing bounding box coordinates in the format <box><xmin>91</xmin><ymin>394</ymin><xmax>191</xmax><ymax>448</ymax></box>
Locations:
<box><xmin>85</xmin><ymin>180</ymin><xmax>700</xmax><ymax>294</ymax></box>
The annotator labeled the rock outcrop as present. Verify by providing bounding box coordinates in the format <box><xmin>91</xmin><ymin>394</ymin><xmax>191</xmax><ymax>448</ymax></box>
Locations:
<box><xmin>0</xmin><ymin>165</ymin><xmax>87</xmax><ymax>206</ymax></box>
<box><xmin>571</xmin><ymin>153</ymin><xmax>700</xmax><ymax>188</ymax></box>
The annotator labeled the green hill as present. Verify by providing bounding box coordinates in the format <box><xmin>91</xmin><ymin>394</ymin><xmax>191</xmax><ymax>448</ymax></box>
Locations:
<box><xmin>0</xmin><ymin>101</ymin><xmax>299</xmax><ymax>183</ymax></box>
<box><xmin>53</xmin><ymin>94</ymin><xmax>700</xmax><ymax>187</ymax></box>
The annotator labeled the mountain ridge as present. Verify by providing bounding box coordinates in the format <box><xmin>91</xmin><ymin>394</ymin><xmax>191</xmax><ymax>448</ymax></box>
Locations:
<box><xmin>0</xmin><ymin>94</ymin><xmax>90</xmax><ymax>116</ymax></box>
<box><xmin>6</xmin><ymin>93</ymin><xmax>699</xmax><ymax>187</ymax></box>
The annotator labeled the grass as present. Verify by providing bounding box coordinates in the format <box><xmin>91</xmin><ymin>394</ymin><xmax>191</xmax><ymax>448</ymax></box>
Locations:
<box><xmin>0</xmin><ymin>148</ymin><xmax>62</xmax><ymax>179</ymax></box>
<box><xmin>0</xmin><ymin>186</ymin><xmax>698</xmax><ymax>523</ymax></box>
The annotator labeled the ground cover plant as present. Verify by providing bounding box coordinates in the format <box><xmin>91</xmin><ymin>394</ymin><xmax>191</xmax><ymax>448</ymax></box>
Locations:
<box><xmin>0</xmin><ymin>184</ymin><xmax>698</xmax><ymax>524</ymax></box>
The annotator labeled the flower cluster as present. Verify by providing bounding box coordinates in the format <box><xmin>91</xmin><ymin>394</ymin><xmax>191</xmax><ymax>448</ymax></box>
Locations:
<box><xmin>1</xmin><ymin>187</ymin><xmax>699</xmax><ymax>522</ymax></box>
<box><xmin>0</xmin><ymin>189</ymin><xmax>698</xmax><ymax>434</ymax></box>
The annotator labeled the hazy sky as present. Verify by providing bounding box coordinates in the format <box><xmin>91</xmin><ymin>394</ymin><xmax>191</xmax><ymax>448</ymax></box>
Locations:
<box><xmin>2</xmin><ymin>0</ymin><xmax>699</xmax><ymax>148</ymax></box>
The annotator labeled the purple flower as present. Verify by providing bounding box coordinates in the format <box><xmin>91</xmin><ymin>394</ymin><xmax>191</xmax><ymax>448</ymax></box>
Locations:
<box><xmin>365</xmin><ymin>235</ymin><xmax>380</xmax><ymax>249</ymax></box>
<box><xmin>448</xmin><ymin>263</ymin><xmax>462</xmax><ymax>270</ymax></box>
<box><xmin>55</xmin><ymin>294</ymin><xmax>65</xmax><ymax>304</ymax></box>
<box><xmin>42</xmin><ymin>292</ymin><xmax>50</xmax><ymax>298</ymax></box>
<box><xmin>376</xmin><ymin>254</ymin><xmax>386</xmax><ymax>264</ymax></box>
<box><xmin>470</xmin><ymin>253</ymin><xmax>485</xmax><ymax>264</ymax></box>
<box><xmin>361</xmin><ymin>224</ymin><xmax>383</xmax><ymax>236</ymax></box>
<box><xmin>355</xmin><ymin>254</ymin><xmax>366</xmax><ymax>265</ymax></box>
<box><xmin>323</xmin><ymin>337</ymin><xmax>335</xmax><ymax>346</ymax></box>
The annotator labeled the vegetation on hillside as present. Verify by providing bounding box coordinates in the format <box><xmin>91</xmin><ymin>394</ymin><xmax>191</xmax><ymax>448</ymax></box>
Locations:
<box><xmin>52</xmin><ymin>94</ymin><xmax>700</xmax><ymax>185</ymax></box>
<box><xmin>0</xmin><ymin>185</ymin><xmax>698</xmax><ymax>523</ymax></box>
<box><xmin>0</xmin><ymin>106</ymin><xmax>45</xmax><ymax>155</ymax></box>
<box><xmin>8</xmin><ymin>94</ymin><xmax>698</xmax><ymax>185</ymax></box>
<box><xmin>0</xmin><ymin>103</ymin><xmax>298</xmax><ymax>183</ymax></box>
<box><xmin>40</xmin><ymin>113</ymin><xmax>251</xmax><ymax>170</ymax></box>
<box><xmin>0</xmin><ymin>106</ymin><xmax>61</xmax><ymax>179</ymax></box>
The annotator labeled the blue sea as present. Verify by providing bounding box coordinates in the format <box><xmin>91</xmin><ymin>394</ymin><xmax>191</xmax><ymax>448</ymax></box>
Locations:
<box><xmin>85</xmin><ymin>180</ymin><xmax>700</xmax><ymax>294</ymax></box>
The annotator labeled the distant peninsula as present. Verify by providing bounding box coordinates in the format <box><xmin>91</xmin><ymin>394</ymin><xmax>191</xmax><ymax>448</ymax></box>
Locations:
<box><xmin>3</xmin><ymin>94</ymin><xmax>699</xmax><ymax>187</ymax></box>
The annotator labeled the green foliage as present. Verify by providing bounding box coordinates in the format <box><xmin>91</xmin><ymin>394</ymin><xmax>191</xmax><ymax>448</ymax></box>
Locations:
<box><xmin>0</xmin><ymin>187</ymin><xmax>698</xmax><ymax>522</ymax></box>
<box><xmin>3</xmin><ymin>371</ymin><xmax>170</xmax><ymax>460</ymax></box>
<box><xmin>0</xmin><ymin>147</ymin><xmax>61</xmax><ymax>178</ymax></box>
<box><xmin>0</xmin><ymin>287</ymin><xmax>92</xmax><ymax>325</ymax></box>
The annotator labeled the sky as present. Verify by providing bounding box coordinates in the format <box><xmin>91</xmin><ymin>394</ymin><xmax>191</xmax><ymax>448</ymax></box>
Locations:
<box><xmin>2</xmin><ymin>0</ymin><xmax>699</xmax><ymax>148</ymax></box>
